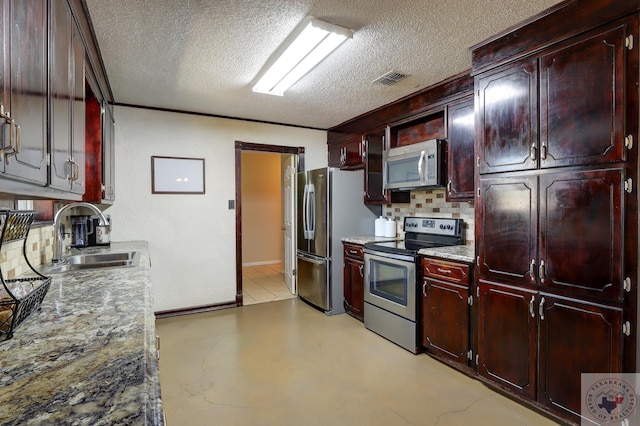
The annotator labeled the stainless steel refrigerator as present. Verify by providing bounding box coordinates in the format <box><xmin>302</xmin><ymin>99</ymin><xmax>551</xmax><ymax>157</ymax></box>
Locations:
<box><xmin>297</xmin><ymin>168</ymin><xmax>378</xmax><ymax>315</ymax></box>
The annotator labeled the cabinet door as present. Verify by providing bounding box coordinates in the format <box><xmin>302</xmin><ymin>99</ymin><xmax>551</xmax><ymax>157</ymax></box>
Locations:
<box><xmin>446</xmin><ymin>96</ymin><xmax>475</xmax><ymax>201</ymax></box>
<box><xmin>343</xmin><ymin>256</ymin><xmax>364</xmax><ymax>321</ymax></box>
<box><xmin>478</xmin><ymin>281</ymin><xmax>537</xmax><ymax>399</ymax></box>
<box><xmin>476</xmin><ymin>58</ymin><xmax>538</xmax><ymax>174</ymax></box>
<box><xmin>539</xmin><ymin>169</ymin><xmax>624</xmax><ymax>301</ymax></box>
<box><xmin>102</xmin><ymin>105</ymin><xmax>115</xmax><ymax>201</ymax></box>
<box><xmin>537</xmin><ymin>294</ymin><xmax>623</xmax><ymax>420</ymax></box>
<box><xmin>363</xmin><ymin>134</ymin><xmax>388</xmax><ymax>204</ymax></box>
<box><xmin>328</xmin><ymin>135</ymin><xmax>364</xmax><ymax>170</ymax></box>
<box><xmin>50</xmin><ymin>0</ymin><xmax>83</xmax><ymax>193</ymax></box>
<box><xmin>1</xmin><ymin>0</ymin><xmax>48</xmax><ymax>184</ymax></box>
<box><xmin>422</xmin><ymin>277</ymin><xmax>469</xmax><ymax>365</ymax></box>
<box><xmin>477</xmin><ymin>175</ymin><xmax>538</xmax><ymax>286</ymax></box>
<box><xmin>539</xmin><ymin>19</ymin><xmax>631</xmax><ymax>168</ymax></box>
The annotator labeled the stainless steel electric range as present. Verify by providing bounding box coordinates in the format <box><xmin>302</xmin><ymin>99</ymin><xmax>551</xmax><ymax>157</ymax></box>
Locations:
<box><xmin>363</xmin><ymin>217</ymin><xmax>464</xmax><ymax>353</ymax></box>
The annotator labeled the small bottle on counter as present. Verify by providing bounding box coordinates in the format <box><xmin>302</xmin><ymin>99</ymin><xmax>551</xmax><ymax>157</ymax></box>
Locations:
<box><xmin>375</xmin><ymin>216</ymin><xmax>386</xmax><ymax>237</ymax></box>
<box><xmin>384</xmin><ymin>218</ymin><xmax>396</xmax><ymax>237</ymax></box>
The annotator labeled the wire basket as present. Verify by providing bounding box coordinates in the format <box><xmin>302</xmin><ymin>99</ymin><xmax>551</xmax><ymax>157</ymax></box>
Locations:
<box><xmin>0</xmin><ymin>210</ymin><xmax>51</xmax><ymax>341</ymax></box>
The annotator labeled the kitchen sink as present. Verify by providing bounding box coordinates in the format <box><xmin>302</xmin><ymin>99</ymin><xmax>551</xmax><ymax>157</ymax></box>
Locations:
<box><xmin>42</xmin><ymin>251</ymin><xmax>140</xmax><ymax>274</ymax></box>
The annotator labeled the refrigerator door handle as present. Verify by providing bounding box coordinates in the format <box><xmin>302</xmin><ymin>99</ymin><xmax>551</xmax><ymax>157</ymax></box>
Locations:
<box><xmin>302</xmin><ymin>183</ymin><xmax>309</xmax><ymax>239</ymax></box>
<box><xmin>307</xmin><ymin>184</ymin><xmax>315</xmax><ymax>239</ymax></box>
<box><xmin>297</xmin><ymin>251</ymin><xmax>325</xmax><ymax>265</ymax></box>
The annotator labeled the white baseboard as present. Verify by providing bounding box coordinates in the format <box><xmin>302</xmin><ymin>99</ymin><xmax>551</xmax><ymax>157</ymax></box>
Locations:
<box><xmin>242</xmin><ymin>260</ymin><xmax>282</xmax><ymax>267</ymax></box>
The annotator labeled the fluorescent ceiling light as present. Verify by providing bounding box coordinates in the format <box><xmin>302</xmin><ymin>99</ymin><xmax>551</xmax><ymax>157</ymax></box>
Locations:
<box><xmin>252</xmin><ymin>17</ymin><xmax>353</xmax><ymax>96</ymax></box>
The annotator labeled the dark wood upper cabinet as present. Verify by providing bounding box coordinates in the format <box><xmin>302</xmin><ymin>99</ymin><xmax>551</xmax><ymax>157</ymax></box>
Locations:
<box><xmin>0</xmin><ymin>0</ymin><xmax>48</xmax><ymax>185</ymax></box>
<box><xmin>445</xmin><ymin>96</ymin><xmax>475</xmax><ymax>201</ymax></box>
<box><xmin>539</xmin><ymin>169</ymin><xmax>624</xmax><ymax>301</ymax></box>
<box><xmin>363</xmin><ymin>134</ymin><xmax>387</xmax><ymax>204</ymax></box>
<box><xmin>476</xmin><ymin>58</ymin><xmax>538</xmax><ymax>174</ymax></box>
<box><xmin>328</xmin><ymin>134</ymin><xmax>364</xmax><ymax>170</ymax></box>
<box><xmin>539</xmin><ymin>19</ymin><xmax>630</xmax><ymax>168</ymax></box>
<box><xmin>477</xmin><ymin>175</ymin><xmax>537</xmax><ymax>287</ymax></box>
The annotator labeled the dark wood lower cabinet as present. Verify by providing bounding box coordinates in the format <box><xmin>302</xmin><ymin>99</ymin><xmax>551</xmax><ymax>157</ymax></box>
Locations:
<box><xmin>343</xmin><ymin>243</ymin><xmax>364</xmax><ymax>321</ymax></box>
<box><xmin>477</xmin><ymin>281</ymin><xmax>537</xmax><ymax>399</ymax></box>
<box><xmin>478</xmin><ymin>280</ymin><xmax>625</xmax><ymax>423</ymax></box>
<box><xmin>421</xmin><ymin>257</ymin><xmax>472</xmax><ymax>369</ymax></box>
<box><xmin>422</xmin><ymin>278</ymin><xmax>469</xmax><ymax>364</ymax></box>
<box><xmin>537</xmin><ymin>294</ymin><xmax>623</xmax><ymax>418</ymax></box>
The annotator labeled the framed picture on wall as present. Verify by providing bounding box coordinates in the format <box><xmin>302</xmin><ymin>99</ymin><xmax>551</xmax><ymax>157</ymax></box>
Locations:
<box><xmin>151</xmin><ymin>156</ymin><xmax>205</xmax><ymax>194</ymax></box>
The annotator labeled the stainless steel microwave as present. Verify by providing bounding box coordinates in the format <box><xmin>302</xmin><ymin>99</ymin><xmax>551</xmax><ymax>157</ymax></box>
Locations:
<box><xmin>383</xmin><ymin>139</ymin><xmax>443</xmax><ymax>190</ymax></box>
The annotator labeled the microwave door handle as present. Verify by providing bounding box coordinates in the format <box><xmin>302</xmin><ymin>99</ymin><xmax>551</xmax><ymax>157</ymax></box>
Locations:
<box><xmin>418</xmin><ymin>151</ymin><xmax>426</xmax><ymax>183</ymax></box>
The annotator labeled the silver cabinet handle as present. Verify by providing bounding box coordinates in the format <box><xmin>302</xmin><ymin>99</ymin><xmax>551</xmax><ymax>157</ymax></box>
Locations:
<box><xmin>541</xmin><ymin>144</ymin><xmax>547</xmax><ymax>160</ymax></box>
<box><xmin>531</xmin><ymin>143</ymin><xmax>537</xmax><ymax>162</ymax></box>
<box><xmin>436</xmin><ymin>268</ymin><xmax>452</xmax><ymax>274</ymax></box>
<box><xmin>529</xmin><ymin>295</ymin><xmax>535</xmax><ymax>318</ymax></box>
<box><xmin>529</xmin><ymin>259</ymin><xmax>536</xmax><ymax>281</ymax></box>
<box><xmin>361</xmin><ymin>139</ymin><xmax>366</xmax><ymax>161</ymax></box>
<box><xmin>422</xmin><ymin>282</ymin><xmax>427</xmax><ymax>297</ymax></box>
<box><xmin>539</xmin><ymin>260</ymin><xmax>545</xmax><ymax>283</ymax></box>
<box><xmin>447</xmin><ymin>180</ymin><xmax>452</xmax><ymax>192</ymax></box>
<box><xmin>359</xmin><ymin>264</ymin><xmax>364</xmax><ymax>277</ymax></box>
<box><xmin>539</xmin><ymin>297</ymin><xmax>545</xmax><ymax>320</ymax></box>
<box><xmin>0</xmin><ymin>105</ymin><xmax>20</xmax><ymax>163</ymax></box>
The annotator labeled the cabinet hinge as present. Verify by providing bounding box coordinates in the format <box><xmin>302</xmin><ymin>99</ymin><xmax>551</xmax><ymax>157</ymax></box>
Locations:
<box><xmin>468</xmin><ymin>295</ymin><xmax>473</xmax><ymax>306</ymax></box>
<box><xmin>624</xmin><ymin>277</ymin><xmax>632</xmax><ymax>293</ymax></box>
<box><xmin>626</xmin><ymin>35</ymin><xmax>634</xmax><ymax>50</ymax></box>
<box><xmin>623</xmin><ymin>321</ymin><xmax>631</xmax><ymax>336</ymax></box>
<box><xmin>625</xmin><ymin>178</ymin><xmax>633</xmax><ymax>193</ymax></box>
<box><xmin>467</xmin><ymin>350</ymin><xmax>473</xmax><ymax>361</ymax></box>
<box><xmin>625</xmin><ymin>134</ymin><xmax>634</xmax><ymax>150</ymax></box>
<box><xmin>292</xmin><ymin>269</ymin><xmax>296</xmax><ymax>277</ymax></box>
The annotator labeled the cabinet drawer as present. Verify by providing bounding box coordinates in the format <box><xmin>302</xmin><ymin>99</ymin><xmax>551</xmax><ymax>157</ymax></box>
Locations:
<box><xmin>422</xmin><ymin>258</ymin><xmax>470</xmax><ymax>285</ymax></box>
<box><xmin>343</xmin><ymin>243</ymin><xmax>364</xmax><ymax>259</ymax></box>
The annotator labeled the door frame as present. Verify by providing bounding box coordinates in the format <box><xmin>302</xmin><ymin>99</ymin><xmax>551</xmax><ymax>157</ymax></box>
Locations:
<box><xmin>234</xmin><ymin>141</ymin><xmax>305</xmax><ymax>306</ymax></box>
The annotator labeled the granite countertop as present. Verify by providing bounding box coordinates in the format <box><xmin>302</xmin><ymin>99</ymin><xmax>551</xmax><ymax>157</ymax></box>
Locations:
<box><xmin>0</xmin><ymin>241</ymin><xmax>163</xmax><ymax>425</ymax></box>
<box><xmin>419</xmin><ymin>244</ymin><xmax>475</xmax><ymax>264</ymax></box>
<box><xmin>342</xmin><ymin>235</ymin><xmax>402</xmax><ymax>245</ymax></box>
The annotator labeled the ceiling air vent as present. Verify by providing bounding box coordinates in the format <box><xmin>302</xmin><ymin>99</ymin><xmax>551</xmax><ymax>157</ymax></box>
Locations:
<box><xmin>372</xmin><ymin>70</ymin><xmax>408</xmax><ymax>86</ymax></box>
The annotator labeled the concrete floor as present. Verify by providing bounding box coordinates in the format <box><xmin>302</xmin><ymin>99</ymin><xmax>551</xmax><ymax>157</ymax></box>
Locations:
<box><xmin>156</xmin><ymin>299</ymin><xmax>560</xmax><ymax>425</ymax></box>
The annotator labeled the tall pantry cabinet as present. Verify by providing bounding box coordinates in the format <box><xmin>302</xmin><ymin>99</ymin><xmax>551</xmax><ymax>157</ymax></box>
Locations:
<box><xmin>472</xmin><ymin>1</ymin><xmax>639</xmax><ymax>424</ymax></box>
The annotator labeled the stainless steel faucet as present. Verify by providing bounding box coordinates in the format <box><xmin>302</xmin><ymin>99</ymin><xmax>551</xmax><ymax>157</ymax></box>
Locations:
<box><xmin>53</xmin><ymin>202</ymin><xmax>110</xmax><ymax>263</ymax></box>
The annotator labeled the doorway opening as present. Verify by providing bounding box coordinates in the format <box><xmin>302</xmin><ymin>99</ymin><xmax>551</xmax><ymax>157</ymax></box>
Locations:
<box><xmin>234</xmin><ymin>141</ymin><xmax>305</xmax><ymax>306</ymax></box>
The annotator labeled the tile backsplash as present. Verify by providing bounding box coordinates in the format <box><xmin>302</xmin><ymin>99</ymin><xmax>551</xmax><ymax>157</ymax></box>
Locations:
<box><xmin>382</xmin><ymin>188</ymin><xmax>475</xmax><ymax>246</ymax></box>
<box><xmin>0</xmin><ymin>225</ymin><xmax>54</xmax><ymax>280</ymax></box>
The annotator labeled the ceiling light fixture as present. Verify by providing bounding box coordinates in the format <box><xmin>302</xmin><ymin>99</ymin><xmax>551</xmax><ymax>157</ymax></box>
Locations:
<box><xmin>252</xmin><ymin>17</ymin><xmax>353</xmax><ymax>96</ymax></box>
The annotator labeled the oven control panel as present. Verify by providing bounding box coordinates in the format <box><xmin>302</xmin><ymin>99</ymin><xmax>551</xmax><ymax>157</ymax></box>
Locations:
<box><xmin>404</xmin><ymin>217</ymin><xmax>462</xmax><ymax>236</ymax></box>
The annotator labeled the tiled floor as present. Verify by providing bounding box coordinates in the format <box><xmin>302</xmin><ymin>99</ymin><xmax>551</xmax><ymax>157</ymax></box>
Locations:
<box><xmin>156</xmin><ymin>299</ymin><xmax>561</xmax><ymax>426</ymax></box>
<box><xmin>242</xmin><ymin>263</ymin><xmax>296</xmax><ymax>305</ymax></box>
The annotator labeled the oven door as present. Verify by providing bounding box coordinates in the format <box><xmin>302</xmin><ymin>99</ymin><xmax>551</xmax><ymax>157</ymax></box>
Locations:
<box><xmin>364</xmin><ymin>250</ymin><xmax>416</xmax><ymax>321</ymax></box>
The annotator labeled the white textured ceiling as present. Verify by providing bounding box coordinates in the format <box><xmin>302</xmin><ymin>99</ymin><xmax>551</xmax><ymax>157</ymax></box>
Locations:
<box><xmin>85</xmin><ymin>0</ymin><xmax>562</xmax><ymax>130</ymax></box>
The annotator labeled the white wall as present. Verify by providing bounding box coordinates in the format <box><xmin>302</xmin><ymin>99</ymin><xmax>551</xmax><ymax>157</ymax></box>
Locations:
<box><xmin>108</xmin><ymin>106</ymin><xmax>327</xmax><ymax>312</ymax></box>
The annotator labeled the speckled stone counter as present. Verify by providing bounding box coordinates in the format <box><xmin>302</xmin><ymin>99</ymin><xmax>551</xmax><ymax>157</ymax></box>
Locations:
<box><xmin>0</xmin><ymin>241</ymin><xmax>163</xmax><ymax>425</ymax></box>
<box><xmin>419</xmin><ymin>244</ymin><xmax>475</xmax><ymax>263</ymax></box>
<box><xmin>341</xmin><ymin>236</ymin><xmax>402</xmax><ymax>245</ymax></box>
